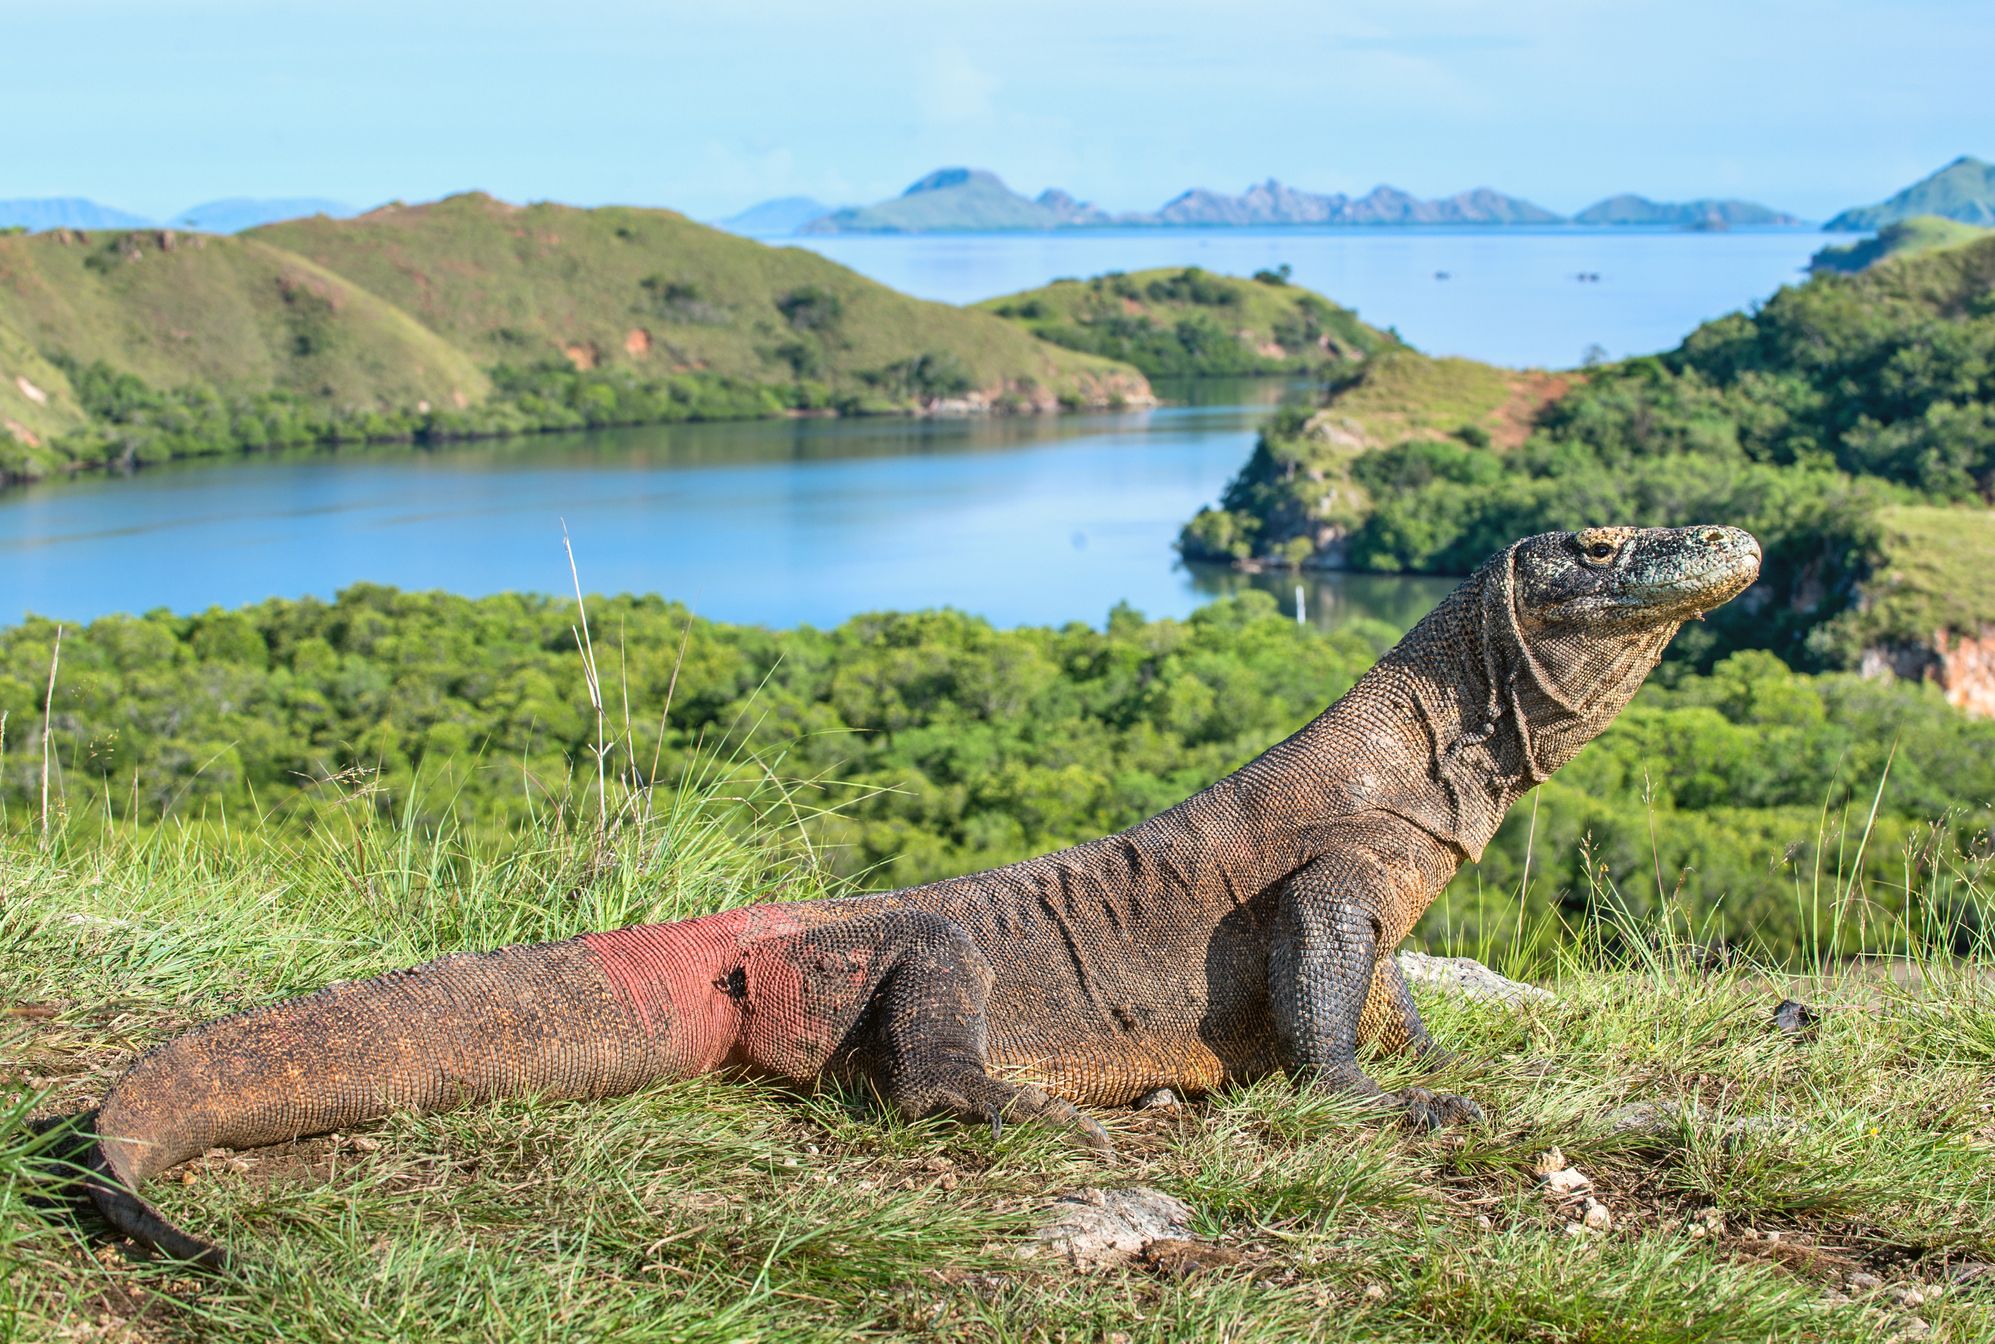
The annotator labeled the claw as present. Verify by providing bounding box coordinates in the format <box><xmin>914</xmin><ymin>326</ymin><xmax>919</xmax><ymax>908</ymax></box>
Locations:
<box><xmin>989</xmin><ymin>1111</ymin><xmax>1004</xmax><ymax>1142</ymax></box>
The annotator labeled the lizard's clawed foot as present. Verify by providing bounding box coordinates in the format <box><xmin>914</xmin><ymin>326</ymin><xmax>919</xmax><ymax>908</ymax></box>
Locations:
<box><xmin>920</xmin><ymin>1077</ymin><xmax>1116</xmax><ymax>1159</ymax></box>
<box><xmin>1393</xmin><ymin>1086</ymin><xmax>1485</xmax><ymax>1130</ymax></box>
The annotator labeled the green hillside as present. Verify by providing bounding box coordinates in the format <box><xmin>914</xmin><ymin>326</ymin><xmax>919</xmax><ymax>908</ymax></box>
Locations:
<box><xmin>980</xmin><ymin>266</ymin><xmax>1400</xmax><ymax>377</ymax></box>
<box><xmin>0</xmin><ymin>227</ymin><xmax>489</xmax><ymax>407</ymax></box>
<box><xmin>1810</xmin><ymin>215</ymin><xmax>1988</xmax><ymax>274</ymax></box>
<box><xmin>1182</xmin><ymin>234</ymin><xmax>1995</xmax><ymax>672</ymax></box>
<box><xmin>0</xmin><ymin>197</ymin><xmax>1151</xmax><ymax>486</ymax></box>
<box><xmin>1825</xmin><ymin>154</ymin><xmax>1995</xmax><ymax>230</ymax></box>
<box><xmin>255</xmin><ymin>193</ymin><xmax>1141</xmax><ymax>408</ymax></box>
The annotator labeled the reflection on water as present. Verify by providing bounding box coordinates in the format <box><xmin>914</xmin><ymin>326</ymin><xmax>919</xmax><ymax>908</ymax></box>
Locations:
<box><xmin>0</xmin><ymin>384</ymin><xmax>1448</xmax><ymax>636</ymax></box>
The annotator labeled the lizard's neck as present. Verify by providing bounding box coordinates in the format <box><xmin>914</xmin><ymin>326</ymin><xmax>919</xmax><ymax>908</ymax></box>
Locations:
<box><xmin>1209</xmin><ymin>554</ymin><xmax>1649</xmax><ymax>869</ymax></box>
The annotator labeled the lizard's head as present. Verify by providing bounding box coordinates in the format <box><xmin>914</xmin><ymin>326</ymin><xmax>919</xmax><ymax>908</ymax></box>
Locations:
<box><xmin>1468</xmin><ymin>525</ymin><xmax>1760</xmax><ymax>780</ymax></box>
<box><xmin>1510</xmin><ymin>524</ymin><xmax>1761</xmax><ymax>636</ymax></box>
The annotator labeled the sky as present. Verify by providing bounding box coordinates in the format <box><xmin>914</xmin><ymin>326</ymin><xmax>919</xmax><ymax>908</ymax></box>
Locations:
<box><xmin>4</xmin><ymin>0</ymin><xmax>1990</xmax><ymax>223</ymax></box>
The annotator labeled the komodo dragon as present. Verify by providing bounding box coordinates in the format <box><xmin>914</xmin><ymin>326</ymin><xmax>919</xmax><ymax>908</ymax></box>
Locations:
<box><xmin>83</xmin><ymin>524</ymin><xmax>1759</xmax><ymax>1266</ymax></box>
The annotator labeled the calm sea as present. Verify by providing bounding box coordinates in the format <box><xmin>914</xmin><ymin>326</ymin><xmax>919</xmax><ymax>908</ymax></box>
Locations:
<box><xmin>791</xmin><ymin>225</ymin><xmax>1826</xmax><ymax>369</ymax></box>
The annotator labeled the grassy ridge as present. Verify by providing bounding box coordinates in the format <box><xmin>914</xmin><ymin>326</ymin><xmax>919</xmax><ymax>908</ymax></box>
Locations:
<box><xmin>0</xmin><ymin>197</ymin><xmax>1153</xmax><ymax>486</ymax></box>
<box><xmin>1810</xmin><ymin>215</ymin><xmax>1989</xmax><ymax>275</ymax></box>
<box><xmin>0</xmin><ymin>228</ymin><xmax>489</xmax><ymax>407</ymax></box>
<box><xmin>979</xmin><ymin>265</ymin><xmax>1398</xmax><ymax>377</ymax></box>
<box><xmin>256</xmin><ymin>194</ymin><xmax>1143</xmax><ymax>404</ymax></box>
<box><xmin>3</xmin><ymin>808</ymin><xmax>1990</xmax><ymax>1342</ymax></box>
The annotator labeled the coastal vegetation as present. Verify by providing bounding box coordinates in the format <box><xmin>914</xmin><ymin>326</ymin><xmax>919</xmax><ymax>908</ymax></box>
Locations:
<box><xmin>1181</xmin><ymin>233</ymin><xmax>1995</xmax><ymax>674</ymax></box>
<box><xmin>0</xmin><ymin>195</ymin><xmax>1148</xmax><ymax>486</ymax></box>
<box><xmin>981</xmin><ymin>266</ymin><xmax>1398</xmax><ymax>377</ymax></box>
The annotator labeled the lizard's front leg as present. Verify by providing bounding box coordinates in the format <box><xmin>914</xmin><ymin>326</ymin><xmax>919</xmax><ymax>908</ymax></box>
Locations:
<box><xmin>1268</xmin><ymin>855</ymin><xmax>1483</xmax><ymax>1129</ymax></box>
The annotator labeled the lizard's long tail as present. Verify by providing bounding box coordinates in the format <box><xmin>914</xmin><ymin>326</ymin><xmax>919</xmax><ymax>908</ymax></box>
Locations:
<box><xmin>86</xmin><ymin>923</ymin><xmax>750</xmax><ymax>1269</ymax></box>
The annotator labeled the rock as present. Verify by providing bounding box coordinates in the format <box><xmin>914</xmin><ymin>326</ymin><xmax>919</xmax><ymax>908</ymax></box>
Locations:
<box><xmin>1396</xmin><ymin>951</ymin><xmax>1555</xmax><ymax>1006</ymax></box>
<box><xmin>1133</xmin><ymin>1088</ymin><xmax>1180</xmax><ymax>1111</ymax></box>
<box><xmin>1034</xmin><ymin>1186</ymin><xmax>1194</xmax><ymax>1270</ymax></box>
<box><xmin>1773</xmin><ymin>998</ymin><xmax>1819</xmax><ymax>1040</ymax></box>
<box><xmin>1849</xmin><ymin>1271</ymin><xmax>1884</xmax><ymax>1292</ymax></box>
<box><xmin>1137</xmin><ymin>1238</ymin><xmax>1243</xmax><ymax>1280</ymax></box>
<box><xmin>1580</xmin><ymin>1197</ymin><xmax>1613</xmax><ymax>1232</ymax></box>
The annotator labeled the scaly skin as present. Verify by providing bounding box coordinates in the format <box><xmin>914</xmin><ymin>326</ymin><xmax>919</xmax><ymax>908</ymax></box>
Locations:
<box><xmin>85</xmin><ymin>524</ymin><xmax>1761</xmax><ymax>1267</ymax></box>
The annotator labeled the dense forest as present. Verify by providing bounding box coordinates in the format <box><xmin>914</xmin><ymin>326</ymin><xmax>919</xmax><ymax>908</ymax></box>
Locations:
<box><xmin>1181</xmin><ymin>234</ymin><xmax>1995</xmax><ymax>671</ymax></box>
<box><xmin>2</xmin><ymin>587</ymin><xmax>1986</xmax><ymax>958</ymax></box>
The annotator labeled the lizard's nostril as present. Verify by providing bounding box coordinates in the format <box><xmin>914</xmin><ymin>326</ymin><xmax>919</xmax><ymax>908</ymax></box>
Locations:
<box><xmin>1701</xmin><ymin>528</ymin><xmax>1726</xmax><ymax>546</ymax></box>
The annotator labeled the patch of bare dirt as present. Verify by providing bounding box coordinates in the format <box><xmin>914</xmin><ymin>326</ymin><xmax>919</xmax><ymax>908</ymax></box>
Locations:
<box><xmin>1490</xmin><ymin>370</ymin><xmax>1575</xmax><ymax>449</ymax></box>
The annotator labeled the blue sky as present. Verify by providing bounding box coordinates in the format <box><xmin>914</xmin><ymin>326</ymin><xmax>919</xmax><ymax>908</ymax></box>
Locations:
<box><xmin>5</xmin><ymin>0</ymin><xmax>1989</xmax><ymax>221</ymax></box>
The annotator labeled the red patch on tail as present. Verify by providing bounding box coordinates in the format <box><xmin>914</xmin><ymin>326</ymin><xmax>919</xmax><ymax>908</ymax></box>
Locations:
<box><xmin>582</xmin><ymin>905</ymin><xmax>807</xmax><ymax>1074</ymax></box>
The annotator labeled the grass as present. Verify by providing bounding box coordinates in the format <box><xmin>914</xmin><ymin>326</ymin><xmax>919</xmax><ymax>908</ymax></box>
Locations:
<box><xmin>0</xmin><ymin>228</ymin><xmax>490</xmax><ymax>410</ymax></box>
<box><xmin>1847</xmin><ymin>504</ymin><xmax>1995</xmax><ymax>647</ymax></box>
<box><xmin>2</xmin><ymin>777</ymin><xmax>1991</xmax><ymax>1343</ymax></box>
<box><xmin>1302</xmin><ymin>348</ymin><xmax>1556</xmax><ymax>452</ymax></box>
<box><xmin>1809</xmin><ymin>216</ymin><xmax>1990</xmax><ymax>275</ymax></box>
<box><xmin>255</xmin><ymin>194</ymin><xmax>1142</xmax><ymax>405</ymax></box>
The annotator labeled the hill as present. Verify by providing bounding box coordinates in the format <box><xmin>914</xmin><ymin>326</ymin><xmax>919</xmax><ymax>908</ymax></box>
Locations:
<box><xmin>1810</xmin><ymin>215</ymin><xmax>1989</xmax><ymax>273</ymax></box>
<box><xmin>0</xmin><ymin>198</ymin><xmax>151</xmax><ymax>232</ymax></box>
<box><xmin>1180</xmin><ymin>233</ymin><xmax>1995</xmax><ymax>685</ymax></box>
<box><xmin>980</xmin><ymin>265</ymin><xmax>1399</xmax><ymax>377</ymax></box>
<box><xmin>169</xmin><ymin>198</ymin><xmax>356</xmax><ymax>233</ymax></box>
<box><xmin>798</xmin><ymin>168</ymin><xmax>1102</xmax><ymax>234</ymax></box>
<box><xmin>0</xmin><ymin>195</ymin><xmax>1149</xmax><ymax>484</ymax></box>
<box><xmin>715</xmin><ymin>195</ymin><xmax>834</xmax><ymax>236</ymax></box>
<box><xmin>255</xmin><ymin>192</ymin><xmax>1143</xmax><ymax>407</ymax></box>
<box><xmin>1825</xmin><ymin>155</ymin><xmax>1995</xmax><ymax>231</ymax></box>
<box><xmin>0</xmin><ymin>226</ymin><xmax>489</xmax><ymax>415</ymax></box>
<box><xmin>1573</xmin><ymin>195</ymin><xmax>1803</xmax><ymax>227</ymax></box>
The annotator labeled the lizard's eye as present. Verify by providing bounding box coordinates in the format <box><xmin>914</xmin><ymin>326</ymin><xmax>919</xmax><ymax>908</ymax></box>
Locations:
<box><xmin>1580</xmin><ymin>540</ymin><xmax>1618</xmax><ymax>566</ymax></box>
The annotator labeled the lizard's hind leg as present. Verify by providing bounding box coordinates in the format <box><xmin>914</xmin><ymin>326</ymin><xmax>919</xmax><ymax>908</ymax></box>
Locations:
<box><xmin>845</xmin><ymin>910</ymin><xmax>1113</xmax><ymax>1155</ymax></box>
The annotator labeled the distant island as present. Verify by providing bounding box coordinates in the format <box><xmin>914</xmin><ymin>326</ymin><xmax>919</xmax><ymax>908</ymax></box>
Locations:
<box><xmin>720</xmin><ymin>167</ymin><xmax>1806</xmax><ymax>236</ymax></box>
<box><xmin>1824</xmin><ymin>154</ymin><xmax>1995</xmax><ymax>231</ymax></box>
<box><xmin>0</xmin><ymin>196</ymin><xmax>354</xmax><ymax>234</ymax></box>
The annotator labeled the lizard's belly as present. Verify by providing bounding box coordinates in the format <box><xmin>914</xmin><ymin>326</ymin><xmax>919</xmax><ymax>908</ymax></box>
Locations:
<box><xmin>985</xmin><ymin>1028</ymin><xmax>1282</xmax><ymax>1107</ymax></box>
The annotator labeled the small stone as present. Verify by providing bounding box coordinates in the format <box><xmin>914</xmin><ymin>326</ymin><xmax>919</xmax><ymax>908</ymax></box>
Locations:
<box><xmin>1475</xmin><ymin>1215</ymin><xmax>1493</xmax><ymax>1230</ymax></box>
<box><xmin>1035</xmin><ymin>1186</ymin><xmax>1195</xmax><ymax>1270</ymax></box>
<box><xmin>1396</xmin><ymin>951</ymin><xmax>1556</xmax><ymax>1006</ymax></box>
<box><xmin>1773</xmin><ymin>998</ymin><xmax>1819</xmax><ymax>1040</ymax></box>
<box><xmin>1134</xmin><ymin>1088</ymin><xmax>1180</xmax><ymax>1111</ymax></box>
<box><xmin>1139</xmin><ymin>1238</ymin><xmax>1243</xmax><ymax>1280</ymax></box>
<box><xmin>1764</xmin><ymin>1231</ymin><xmax>1781</xmax><ymax>1243</ymax></box>
<box><xmin>350</xmin><ymin>1134</ymin><xmax>382</xmax><ymax>1152</ymax></box>
<box><xmin>179</xmin><ymin>1170</ymin><xmax>196</xmax><ymax>1186</ymax></box>
<box><xmin>1849</xmin><ymin>1272</ymin><xmax>1884</xmax><ymax>1292</ymax></box>
<box><xmin>1541</xmin><ymin>1167</ymin><xmax>1593</xmax><ymax>1200</ymax></box>
<box><xmin>1363</xmin><ymin>1283</ymin><xmax>1385</xmax><ymax>1301</ymax></box>
<box><xmin>1581</xmin><ymin>1198</ymin><xmax>1612</xmax><ymax>1232</ymax></box>
<box><xmin>780</xmin><ymin>1156</ymin><xmax>800</xmax><ymax>1168</ymax></box>
<box><xmin>1896</xmin><ymin>1288</ymin><xmax>1925</xmax><ymax>1308</ymax></box>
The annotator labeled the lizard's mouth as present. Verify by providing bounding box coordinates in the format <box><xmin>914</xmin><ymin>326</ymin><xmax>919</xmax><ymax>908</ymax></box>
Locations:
<box><xmin>1611</xmin><ymin>527</ymin><xmax>1761</xmax><ymax>618</ymax></box>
